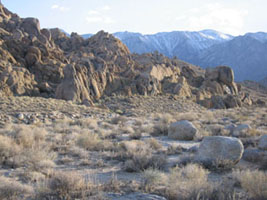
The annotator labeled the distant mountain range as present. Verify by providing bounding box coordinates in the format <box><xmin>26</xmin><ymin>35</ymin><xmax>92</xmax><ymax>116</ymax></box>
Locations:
<box><xmin>81</xmin><ymin>30</ymin><xmax>267</xmax><ymax>82</ymax></box>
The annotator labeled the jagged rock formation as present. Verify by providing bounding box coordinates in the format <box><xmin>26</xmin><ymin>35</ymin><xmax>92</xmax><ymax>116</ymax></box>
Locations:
<box><xmin>0</xmin><ymin>4</ymin><xmax>253</xmax><ymax>109</ymax></box>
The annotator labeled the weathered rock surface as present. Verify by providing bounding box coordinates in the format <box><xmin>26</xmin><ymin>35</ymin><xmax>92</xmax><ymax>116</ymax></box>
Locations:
<box><xmin>232</xmin><ymin>124</ymin><xmax>252</xmax><ymax>137</ymax></box>
<box><xmin>196</xmin><ymin>136</ymin><xmax>244</xmax><ymax>166</ymax></box>
<box><xmin>0</xmin><ymin>4</ymin><xmax>254</xmax><ymax>109</ymax></box>
<box><xmin>242</xmin><ymin>148</ymin><xmax>265</xmax><ymax>163</ymax></box>
<box><xmin>168</xmin><ymin>120</ymin><xmax>198</xmax><ymax>140</ymax></box>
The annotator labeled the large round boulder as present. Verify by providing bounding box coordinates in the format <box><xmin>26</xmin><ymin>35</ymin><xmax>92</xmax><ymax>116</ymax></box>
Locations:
<box><xmin>21</xmin><ymin>17</ymin><xmax>41</xmax><ymax>36</ymax></box>
<box><xmin>196</xmin><ymin>136</ymin><xmax>244</xmax><ymax>167</ymax></box>
<box><xmin>168</xmin><ymin>120</ymin><xmax>197</xmax><ymax>140</ymax></box>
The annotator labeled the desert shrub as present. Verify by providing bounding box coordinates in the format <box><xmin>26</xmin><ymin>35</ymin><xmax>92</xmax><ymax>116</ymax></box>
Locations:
<box><xmin>19</xmin><ymin>148</ymin><xmax>56</xmax><ymax>170</ymax></box>
<box><xmin>151</xmin><ymin>113</ymin><xmax>173</xmax><ymax>136</ymax></box>
<box><xmin>0</xmin><ymin>135</ymin><xmax>21</xmax><ymax>165</ymax></box>
<box><xmin>142</xmin><ymin>168</ymin><xmax>167</xmax><ymax>192</ymax></box>
<box><xmin>167</xmin><ymin>144</ymin><xmax>184</xmax><ymax>155</ymax></box>
<box><xmin>129</xmin><ymin>130</ymin><xmax>142</xmax><ymax>140</ymax></box>
<box><xmin>69</xmin><ymin>118</ymin><xmax>98</xmax><ymax>129</ymax></box>
<box><xmin>3</xmin><ymin>124</ymin><xmax>47</xmax><ymax>148</ymax></box>
<box><xmin>0</xmin><ymin>129</ymin><xmax>55</xmax><ymax>170</ymax></box>
<box><xmin>206</xmin><ymin>124</ymin><xmax>230</xmax><ymax>136</ymax></box>
<box><xmin>77</xmin><ymin>131</ymin><xmax>113</xmax><ymax>151</ymax></box>
<box><xmin>146</xmin><ymin>138</ymin><xmax>163</xmax><ymax>150</ymax></box>
<box><xmin>110</xmin><ymin>116</ymin><xmax>127</xmax><ymax>125</ymax></box>
<box><xmin>166</xmin><ymin>164</ymin><xmax>213</xmax><ymax>200</ymax></box>
<box><xmin>233</xmin><ymin>170</ymin><xmax>267</xmax><ymax>199</ymax></box>
<box><xmin>0</xmin><ymin>176</ymin><xmax>33</xmax><ymax>200</ymax></box>
<box><xmin>175</xmin><ymin>112</ymin><xmax>199</xmax><ymax>122</ymax></box>
<box><xmin>125</xmin><ymin>147</ymin><xmax>166</xmax><ymax>172</ymax></box>
<box><xmin>37</xmin><ymin>171</ymin><xmax>91</xmax><ymax>200</ymax></box>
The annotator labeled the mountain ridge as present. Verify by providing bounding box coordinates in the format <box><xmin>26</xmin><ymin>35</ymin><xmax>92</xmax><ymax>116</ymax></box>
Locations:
<box><xmin>80</xmin><ymin>30</ymin><xmax>267</xmax><ymax>82</ymax></box>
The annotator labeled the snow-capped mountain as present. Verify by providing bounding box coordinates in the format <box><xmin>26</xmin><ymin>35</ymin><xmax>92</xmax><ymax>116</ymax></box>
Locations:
<box><xmin>197</xmin><ymin>34</ymin><xmax>267</xmax><ymax>81</ymax></box>
<box><xmin>82</xmin><ymin>29</ymin><xmax>233</xmax><ymax>59</ymax></box>
<box><xmin>81</xmin><ymin>30</ymin><xmax>267</xmax><ymax>82</ymax></box>
<box><xmin>114</xmin><ymin>30</ymin><xmax>234</xmax><ymax>62</ymax></box>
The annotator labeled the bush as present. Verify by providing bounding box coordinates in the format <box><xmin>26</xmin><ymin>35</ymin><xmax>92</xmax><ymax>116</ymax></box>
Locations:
<box><xmin>166</xmin><ymin>164</ymin><xmax>213</xmax><ymax>200</ymax></box>
<box><xmin>0</xmin><ymin>135</ymin><xmax>21</xmax><ymax>165</ymax></box>
<box><xmin>233</xmin><ymin>170</ymin><xmax>267</xmax><ymax>199</ymax></box>
<box><xmin>142</xmin><ymin>169</ymin><xmax>167</xmax><ymax>192</ymax></box>
<box><xmin>129</xmin><ymin>130</ymin><xmax>142</xmax><ymax>140</ymax></box>
<box><xmin>151</xmin><ymin>114</ymin><xmax>173</xmax><ymax>136</ymax></box>
<box><xmin>124</xmin><ymin>146</ymin><xmax>166</xmax><ymax>172</ymax></box>
<box><xmin>37</xmin><ymin>171</ymin><xmax>90</xmax><ymax>200</ymax></box>
<box><xmin>76</xmin><ymin>131</ymin><xmax>113</xmax><ymax>151</ymax></box>
<box><xmin>0</xmin><ymin>176</ymin><xmax>33</xmax><ymax>200</ymax></box>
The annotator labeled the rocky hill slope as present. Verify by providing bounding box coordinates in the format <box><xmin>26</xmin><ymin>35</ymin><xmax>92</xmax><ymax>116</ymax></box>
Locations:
<box><xmin>83</xmin><ymin>30</ymin><xmax>267</xmax><ymax>82</ymax></box>
<box><xmin>0</xmin><ymin>4</ymin><xmax>260</xmax><ymax>109</ymax></box>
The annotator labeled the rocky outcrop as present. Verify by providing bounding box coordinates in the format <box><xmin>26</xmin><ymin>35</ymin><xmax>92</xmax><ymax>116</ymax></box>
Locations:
<box><xmin>0</xmin><ymin>4</ymin><xmax>255</xmax><ymax>109</ymax></box>
<box><xmin>168</xmin><ymin>120</ymin><xmax>198</xmax><ymax>140</ymax></box>
<box><xmin>0</xmin><ymin>65</ymin><xmax>39</xmax><ymax>96</ymax></box>
<box><xmin>196</xmin><ymin>136</ymin><xmax>244</xmax><ymax>167</ymax></box>
<box><xmin>55</xmin><ymin>64</ymin><xmax>92</xmax><ymax>104</ymax></box>
<box><xmin>196</xmin><ymin>66</ymin><xmax>253</xmax><ymax>109</ymax></box>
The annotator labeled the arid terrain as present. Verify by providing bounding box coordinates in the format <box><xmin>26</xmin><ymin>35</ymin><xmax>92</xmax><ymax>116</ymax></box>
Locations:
<box><xmin>0</xmin><ymin>93</ymin><xmax>267</xmax><ymax>200</ymax></box>
<box><xmin>0</xmin><ymin>3</ymin><xmax>267</xmax><ymax>200</ymax></box>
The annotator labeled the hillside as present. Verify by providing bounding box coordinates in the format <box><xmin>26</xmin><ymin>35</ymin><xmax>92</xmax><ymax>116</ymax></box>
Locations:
<box><xmin>0</xmin><ymin>4</ymin><xmax>256</xmax><ymax>110</ymax></box>
<box><xmin>0</xmin><ymin>3</ymin><xmax>267</xmax><ymax>200</ymax></box>
<box><xmin>82</xmin><ymin>30</ymin><xmax>267</xmax><ymax>82</ymax></box>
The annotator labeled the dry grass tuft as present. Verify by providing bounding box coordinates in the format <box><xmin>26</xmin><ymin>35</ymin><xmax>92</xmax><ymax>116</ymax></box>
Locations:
<box><xmin>233</xmin><ymin>169</ymin><xmax>267</xmax><ymax>199</ymax></box>
<box><xmin>151</xmin><ymin>113</ymin><xmax>174</xmax><ymax>136</ymax></box>
<box><xmin>166</xmin><ymin>164</ymin><xmax>213</xmax><ymax>200</ymax></box>
<box><xmin>0</xmin><ymin>127</ymin><xmax>55</xmax><ymax>170</ymax></box>
<box><xmin>110</xmin><ymin>116</ymin><xmax>127</xmax><ymax>125</ymax></box>
<box><xmin>125</xmin><ymin>153</ymin><xmax>166</xmax><ymax>172</ymax></box>
<box><xmin>175</xmin><ymin>112</ymin><xmax>199</xmax><ymax>122</ymax></box>
<box><xmin>142</xmin><ymin>168</ymin><xmax>167</xmax><ymax>192</ymax></box>
<box><xmin>76</xmin><ymin>131</ymin><xmax>113</xmax><ymax>151</ymax></box>
<box><xmin>121</xmin><ymin>144</ymin><xmax>166</xmax><ymax>172</ymax></box>
<box><xmin>146</xmin><ymin>138</ymin><xmax>163</xmax><ymax>150</ymax></box>
<box><xmin>129</xmin><ymin>130</ymin><xmax>142</xmax><ymax>140</ymax></box>
<box><xmin>36</xmin><ymin>171</ymin><xmax>92</xmax><ymax>200</ymax></box>
<box><xmin>0</xmin><ymin>176</ymin><xmax>33</xmax><ymax>200</ymax></box>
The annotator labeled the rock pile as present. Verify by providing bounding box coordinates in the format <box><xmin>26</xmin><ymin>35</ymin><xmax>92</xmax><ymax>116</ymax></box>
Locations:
<box><xmin>0</xmin><ymin>4</ymin><xmax>254</xmax><ymax>109</ymax></box>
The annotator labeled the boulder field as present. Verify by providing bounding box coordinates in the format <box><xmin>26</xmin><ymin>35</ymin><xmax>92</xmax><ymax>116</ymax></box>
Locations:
<box><xmin>0</xmin><ymin>4</ymin><xmax>254</xmax><ymax>109</ymax></box>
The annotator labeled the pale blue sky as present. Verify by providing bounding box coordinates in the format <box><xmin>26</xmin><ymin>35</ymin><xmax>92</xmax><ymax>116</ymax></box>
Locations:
<box><xmin>2</xmin><ymin>0</ymin><xmax>266</xmax><ymax>35</ymax></box>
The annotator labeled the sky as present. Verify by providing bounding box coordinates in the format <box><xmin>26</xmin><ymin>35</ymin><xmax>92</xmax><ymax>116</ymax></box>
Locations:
<box><xmin>2</xmin><ymin>0</ymin><xmax>267</xmax><ymax>36</ymax></box>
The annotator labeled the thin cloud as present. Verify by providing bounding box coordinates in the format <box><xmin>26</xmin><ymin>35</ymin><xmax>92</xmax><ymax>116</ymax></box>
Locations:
<box><xmin>102</xmin><ymin>5</ymin><xmax>111</xmax><ymax>11</ymax></box>
<box><xmin>51</xmin><ymin>5</ymin><xmax>59</xmax><ymax>9</ymax></box>
<box><xmin>88</xmin><ymin>10</ymin><xmax>100</xmax><ymax>15</ymax></box>
<box><xmin>51</xmin><ymin>4</ymin><xmax>70</xmax><ymax>12</ymax></box>
<box><xmin>175</xmin><ymin>3</ymin><xmax>248</xmax><ymax>35</ymax></box>
<box><xmin>86</xmin><ymin>16</ymin><xmax>115</xmax><ymax>24</ymax></box>
<box><xmin>86</xmin><ymin>5</ymin><xmax>114</xmax><ymax>24</ymax></box>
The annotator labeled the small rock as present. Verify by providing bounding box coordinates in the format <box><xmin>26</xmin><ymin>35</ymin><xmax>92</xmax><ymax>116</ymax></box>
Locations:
<box><xmin>232</xmin><ymin>124</ymin><xmax>251</xmax><ymax>137</ymax></box>
<box><xmin>258</xmin><ymin>135</ymin><xmax>267</xmax><ymax>150</ymax></box>
<box><xmin>168</xmin><ymin>120</ymin><xmax>198</xmax><ymax>140</ymax></box>
<box><xmin>196</xmin><ymin>136</ymin><xmax>244</xmax><ymax>167</ymax></box>
<box><xmin>17</xmin><ymin>113</ymin><xmax>24</xmax><ymax>120</ymax></box>
<box><xmin>224</xmin><ymin>124</ymin><xmax>236</xmax><ymax>131</ymax></box>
